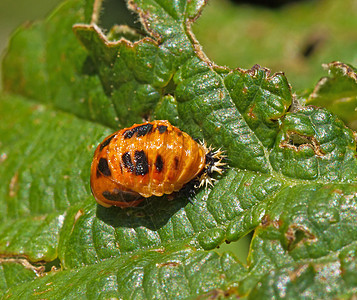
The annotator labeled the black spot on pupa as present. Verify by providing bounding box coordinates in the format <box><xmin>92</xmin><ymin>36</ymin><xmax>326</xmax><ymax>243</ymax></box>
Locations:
<box><xmin>174</xmin><ymin>156</ymin><xmax>179</xmax><ymax>170</ymax></box>
<box><xmin>96</xmin><ymin>169</ymin><xmax>102</xmax><ymax>178</ymax></box>
<box><xmin>123</xmin><ymin>127</ymin><xmax>139</xmax><ymax>139</ymax></box>
<box><xmin>123</xmin><ymin>123</ymin><xmax>154</xmax><ymax>139</ymax></box>
<box><xmin>136</xmin><ymin>123</ymin><xmax>153</xmax><ymax>137</ymax></box>
<box><xmin>177</xmin><ymin>131</ymin><xmax>182</xmax><ymax>136</ymax></box>
<box><xmin>98</xmin><ymin>158</ymin><xmax>111</xmax><ymax>176</ymax></box>
<box><xmin>122</xmin><ymin>152</ymin><xmax>135</xmax><ymax>172</ymax></box>
<box><xmin>157</xmin><ymin>125</ymin><xmax>167</xmax><ymax>133</ymax></box>
<box><xmin>155</xmin><ymin>155</ymin><xmax>163</xmax><ymax>172</ymax></box>
<box><xmin>99</xmin><ymin>135</ymin><xmax>115</xmax><ymax>151</ymax></box>
<box><xmin>134</xmin><ymin>150</ymin><xmax>149</xmax><ymax>175</ymax></box>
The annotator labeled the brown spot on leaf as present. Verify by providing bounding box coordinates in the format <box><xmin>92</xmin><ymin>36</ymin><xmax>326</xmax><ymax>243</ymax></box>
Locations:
<box><xmin>289</xmin><ymin>264</ymin><xmax>309</xmax><ymax>282</ymax></box>
<box><xmin>9</xmin><ymin>172</ymin><xmax>18</xmax><ymax>197</ymax></box>
<box><xmin>261</xmin><ymin>215</ymin><xmax>271</xmax><ymax>227</ymax></box>
<box><xmin>151</xmin><ymin>247</ymin><xmax>165</xmax><ymax>254</ymax></box>
<box><xmin>33</xmin><ymin>288</ymin><xmax>54</xmax><ymax>296</ymax></box>
<box><xmin>196</xmin><ymin>287</ymin><xmax>239</xmax><ymax>300</ymax></box>
<box><xmin>156</xmin><ymin>262</ymin><xmax>181</xmax><ymax>268</ymax></box>
<box><xmin>261</xmin><ymin>215</ymin><xmax>282</xmax><ymax>229</ymax></box>
<box><xmin>332</xmin><ymin>189</ymin><xmax>343</xmax><ymax>195</ymax></box>
<box><xmin>247</xmin><ymin>104</ymin><xmax>256</xmax><ymax>119</ymax></box>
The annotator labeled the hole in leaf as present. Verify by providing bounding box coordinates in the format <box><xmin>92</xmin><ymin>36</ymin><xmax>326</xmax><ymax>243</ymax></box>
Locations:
<box><xmin>215</xmin><ymin>232</ymin><xmax>253</xmax><ymax>264</ymax></box>
<box><xmin>282</xmin><ymin>132</ymin><xmax>325</xmax><ymax>156</ymax></box>
<box><xmin>44</xmin><ymin>257</ymin><xmax>61</xmax><ymax>272</ymax></box>
<box><xmin>287</xmin><ymin>229</ymin><xmax>305</xmax><ymax>250</ymax></box>
<box><xmin>285</xmin><ymin>225</ymin><xmax>316</xmax><ymax>252</ymax></box>
<box><xmin>162</xmin><ymin>77</ymin><xmax>177</xmax><ymax>96</ymax></box>
<box><xmin>100</xmin><ymin>0</ymin><xmax>146</xmax><ymax>39</ymax></box>
<box><xmin>288</xmin><ymin>133</ymin><xmax>313</xmax><ymax>147</ymax></box>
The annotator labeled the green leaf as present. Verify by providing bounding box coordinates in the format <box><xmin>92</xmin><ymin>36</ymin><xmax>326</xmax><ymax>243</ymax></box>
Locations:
<box><xmin>4</xmin><ymin>249</ymin><xmax>247</xmax><ymax>299</ymax></box>
<box><xmin>0</xmin><ymin>259</ymin><xmax>40</xmax><ymax>295</ymax></box>
<box><xmin>2</xmin><ymin>0</ymin><xmax>118</xmax><ymax>128</ymax></box>
<box><xmin>1</xmin><ymin>0</ymin><xmax>357</xmax><ymax>298</ymax></box>
<box><xmin>236</xmin><ymin>183</ymin><xmax>357</xmax><ymax>297</ymax></box>
<box><xmin>270</xmin><ymin>106</ymin><xmax>357</xmax><ymax>181</ymax></box>
<box><xmin>307</xmin><ymin>62</ymin><xmax>357</xmax><ymax>130</ymax></box>
<box><xmin>0</xmin><ymin>95</ymin><xmax>107</xmax><ymax>262</ymax></box>
<box><xmin>248</xmin><ymin>242</ymin><xmax>357</xmax><ymax>299</ymax></box>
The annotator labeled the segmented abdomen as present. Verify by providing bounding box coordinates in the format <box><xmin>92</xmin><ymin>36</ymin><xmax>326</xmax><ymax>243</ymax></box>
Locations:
<box><xmin>107</xmin><ymin>120</ymin><xmax>206</xmax><ymax>197</ymax></box>
<box><xmin>90</xmin><ymin>120</ymin><xmax>207</xmax><ymax>208</ymax></box>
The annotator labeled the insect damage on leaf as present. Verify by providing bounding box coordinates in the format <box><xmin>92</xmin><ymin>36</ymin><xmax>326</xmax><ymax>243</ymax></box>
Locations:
<box><xmin>280</xmin><ymin>132</ymin><xmax>325</xmax><ymax>157</ymax></box>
